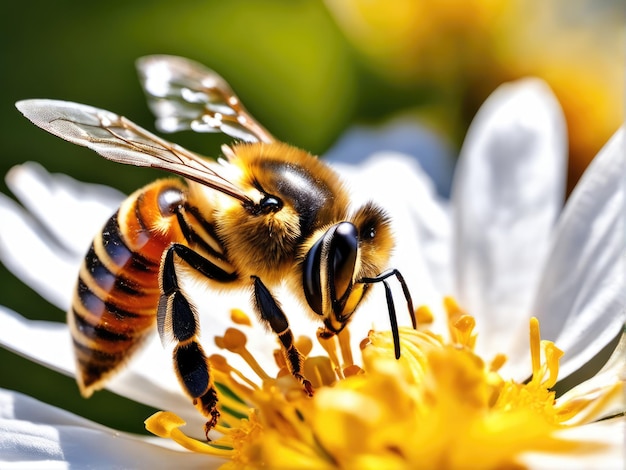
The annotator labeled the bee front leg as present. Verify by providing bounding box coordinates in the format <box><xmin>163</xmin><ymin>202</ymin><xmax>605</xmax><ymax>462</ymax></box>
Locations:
<box><xmin>158</xmin><ymin>243</ymin><xmax>237</xmax><ymax>435</ymax></box>
<box><xmin>251</xmin><ymin>276</ymin><xmax>314</xmax><ymax>396</ymax></box>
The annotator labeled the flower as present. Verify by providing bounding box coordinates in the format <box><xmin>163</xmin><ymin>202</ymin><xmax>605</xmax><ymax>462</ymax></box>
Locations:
<box><xmin>0</xmin><ymin>79</ymin><xmax>624</xmax><ymax>468</ymax></box>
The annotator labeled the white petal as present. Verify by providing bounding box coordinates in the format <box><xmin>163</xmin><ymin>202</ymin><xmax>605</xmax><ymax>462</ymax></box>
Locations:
<box><xmin>451</xmin><ymin>79</ymin><xmax>567</xmax><ymax>361</ymax></box>
<box><xmin>510</xmin><ymin>128</ymin><xmax>626</xmax><ymax>379</ymax></box>
<box><xmin>0</xmin><ymin>305</ymin><xmax>199</xmax><ymax>432</ymax></box>
<box><xmin>518</xmin><ymin>417</ymin><xmax>625</xmax><ymax>470</ymax></box>
<box><xmin>5</xmin><ymin>162</ymin><xmax>124</xmax><ymax>256</ymax></box>
<box><xmin>557</xmin><ymin>330</ymin><xmax>626</xmax><ymax>425</ymax></box>
<box><xmin>0</xmin><ymin>194</ymin><xmax>78</xmax><ymax>310</ymax></box>
<box><xmin>0</xmin><ymin>388</ymin><xmax>220</xmax><ymax>469</ymax></box>
<box><xmin>0</xmin><ymin>306</ymin><xmax>74</xmax><ymax>376</ymax></box>
<box><xmin>0</xmin><ymin>163</ymin><xmax>124</xmax><ymax>311</ymax></box>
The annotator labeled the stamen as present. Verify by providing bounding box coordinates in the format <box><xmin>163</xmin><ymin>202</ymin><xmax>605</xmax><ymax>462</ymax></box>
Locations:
<box><xmin>219</xmin><ymin>328</ymin><xmax>248</xmax><ymax>350</ymax></box>
<box><xmin>209</xmin><ymin>354</ymin><xmax>260</xmax><ymax>390</ymax></box>
<box><xmin>145</xmin><ymin>411</ymin><xmax>233</xmax><ymax>456</ymax></box>
<box><xmin>542</xmin><ymin>340</ymin><xmax>563</xmax><ymax>389</ymax></box>
<box><xmin>489</xmin><ymin>353</ymin><xmax>507</xmax><ymax>372</ymax></box>
<box><xmin>529</xmin><ymin>317</ymin><xmax>541</xmax><ymax>377</ymax></box>
<box><xmin>443</xmin><ymin>296</ymin><xmax>464</xmax><ymax>320</ymax></box>
<box><xmin>444</xmin><ymin>296</ymin><xmax>468</xmax><ymax>341</ymax></box>
<box><xmin>317</xmin><ymin>331</ymin><xmax>343</xmax><ymax>378</ymax></box>
<box><xmin>215</xmin><ymin>328</ymin><xmax>272</xmax><ymax>382</ymax></box>
<box><xmin>337</xmin><ymin>328</ymin><xmax>354</xmax><ymax>368</ymax></box>
<box><xmin>452</xmin><ymin>315</ymin><xmax>476</xmax><ymax>349</ymax></box>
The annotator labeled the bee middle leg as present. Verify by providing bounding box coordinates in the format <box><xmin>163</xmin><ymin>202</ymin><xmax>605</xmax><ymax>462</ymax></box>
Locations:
<box><xmin>251</xmin><ymin>275</ymin><xmax>314</xmax><ymax>396</ymax></box>
<box><xmin>158</xmin><ymin>243</ymin><xmax>237</xmax><ymax>434</ymax></box>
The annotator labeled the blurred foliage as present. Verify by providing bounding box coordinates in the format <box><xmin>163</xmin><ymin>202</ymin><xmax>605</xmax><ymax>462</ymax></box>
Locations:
<box><xmin>0</xmin><ymin>0</ymin><xmax>623</xmax><ymax>434</ymax></box>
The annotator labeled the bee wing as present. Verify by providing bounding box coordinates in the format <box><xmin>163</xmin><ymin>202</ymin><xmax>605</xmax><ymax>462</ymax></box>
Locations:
<box><xmin>15</xmin><ymin>99</ymin><xmax>253</xmax><ymax>204</ymax></box>
<box><xmin>137</xmin><ymin>54</ymin><xmax>275</xmax><ymax>144</ymax></box>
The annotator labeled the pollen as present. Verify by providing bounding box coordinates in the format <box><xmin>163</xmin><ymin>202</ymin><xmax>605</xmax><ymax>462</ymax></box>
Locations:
<box><xmin>145</xmin><ymin>300</ymin><xmax>620</xmax><ymax>469</ymax></box>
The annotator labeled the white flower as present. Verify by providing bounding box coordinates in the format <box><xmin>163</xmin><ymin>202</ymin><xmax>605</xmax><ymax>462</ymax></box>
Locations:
<box><xmin>0</xmin><ymin>79</ymin><xmax>624</xmax><ymax>468</ymax></box>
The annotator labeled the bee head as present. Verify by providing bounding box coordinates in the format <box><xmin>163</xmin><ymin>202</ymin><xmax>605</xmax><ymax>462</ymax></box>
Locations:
<box><xmin>301</xmin><ymin>202</ymin><xmax>394</xmax><ymax>332</ymax></box>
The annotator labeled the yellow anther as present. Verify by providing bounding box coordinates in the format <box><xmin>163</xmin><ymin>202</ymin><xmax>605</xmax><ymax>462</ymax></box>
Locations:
<box><xmin>146</xmin><ymin>410</ymin><xmax>185</xmax><ymax>435</ymax></box>
<box><xmin>295</xmin><ymin>335</ymin><xmax>314</xmax><ymax>357</ymax></box>
<box><xmin>230</xmin><ymin>308</ymin><xmax>253</xmax><ymax>326</ymax></box>
<box><xmin>145</xmin><ymin>411</ymin><xmax>233</xmax><ymax>456</ymax></box>
<box><xmin>208</xmin><ymin>354</ymin><xmax>230</xmax><ymax>372</ymax></box>
<box><xmin>415</xmin><ymin>305</ymin><xmax>434</xmax><ymax>325</ymax></box>
<box><xmin>343</xmin><ymin>364</ymin><xmax>363</xmax><ymax>377</ymax></box>
<box><xmin>489</xmin><ymin>353</ymin><xmax>507</xmax><ymax>372</ymax></box>
<box><xmin>542</xmin><ymin>340</ymin><xmax>563</xmax><ymax>389</ymax></box>
<box><xmin>221</xmin><ymin>328</ymin><xmax>248</xmax><ymax>351</ymax></box>
<box><xmin>453</xmin><ymin>314</ymin><xmax>476</xmax><ymax>348</ymax></box>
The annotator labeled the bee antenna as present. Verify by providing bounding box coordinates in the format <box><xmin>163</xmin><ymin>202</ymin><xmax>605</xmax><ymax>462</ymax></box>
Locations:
<box><xmin>382</xmin><ymin>280</ymin><xmax>401</xmax><ymax>359</ymax></box>
<box><xmin>359</xmin><ymin>268</ymin><xmax>416</xmax><ymax>359</ymax></box>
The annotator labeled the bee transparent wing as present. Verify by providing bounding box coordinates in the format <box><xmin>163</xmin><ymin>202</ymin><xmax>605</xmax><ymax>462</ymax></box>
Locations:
<box><xmin>15</xmin><ymin>99</ymin><xmax>253</xmax><ymax>204</ymax></box>
<box><xmin>137</xmin><ymin>54</ymin><xmax>275</xmax><ymax>144</ymax></box>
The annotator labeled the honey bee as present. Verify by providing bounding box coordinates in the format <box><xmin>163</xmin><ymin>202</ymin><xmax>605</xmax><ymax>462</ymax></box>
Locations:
<box><xmin>16</xmin><ymin>55</ymin><xmax>415</xmax><ymax>433</ymax></box>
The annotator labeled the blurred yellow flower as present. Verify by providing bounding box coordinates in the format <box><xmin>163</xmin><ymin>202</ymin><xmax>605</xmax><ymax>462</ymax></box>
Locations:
<box><xmin>324</xmin><ymin>0</ymin><xmax>623</xmax><ymax>191</ymax></box>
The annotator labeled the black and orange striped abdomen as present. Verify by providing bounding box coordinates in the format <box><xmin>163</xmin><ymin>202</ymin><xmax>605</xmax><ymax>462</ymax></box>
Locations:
<box><xmin>69</xmin><ymin>180</ymin><xmax>187</xmax><ymax>396</ymax></box>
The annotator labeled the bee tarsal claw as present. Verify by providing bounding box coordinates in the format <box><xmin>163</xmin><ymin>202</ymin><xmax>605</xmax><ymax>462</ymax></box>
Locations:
<box><xmin>204</xmin><ymin>409</ymin><xmax>221</xmax><ymax>441</ymax></box>
<box><xmin>301</xmin><ymin>377</ymin><xmax>315</xmax><ymax>397</ymax></box>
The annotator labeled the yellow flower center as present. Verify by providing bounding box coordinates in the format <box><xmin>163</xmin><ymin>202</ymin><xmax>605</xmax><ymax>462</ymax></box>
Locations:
<box><xmin>145</xmin><ymin>298</ymin><xmax>612</xmax><ymax>469</ymax></box>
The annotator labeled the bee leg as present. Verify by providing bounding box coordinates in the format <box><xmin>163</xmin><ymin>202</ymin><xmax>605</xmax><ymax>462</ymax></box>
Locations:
<box><xmin>158</xmin><ymin>243</ymin><xmax>237</xmax><ymax>434</ymax></box>
<box><xmin>251</xmin><ymin>275</ymin><xmax>314</xmax><ymax>396</ymax></box>
<box><xmin>173</xmin><ymin>341</ymin><xmax>220</xmax><ymax>437</ymax></box>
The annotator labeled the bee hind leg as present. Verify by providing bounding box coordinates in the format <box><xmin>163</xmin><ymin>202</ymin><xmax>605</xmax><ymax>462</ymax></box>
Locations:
<box><xmin>158</xmin><ymin>243</ymin><xmax>238</xmax><ymax>434</ymax></box>
<box><xmin>173</xmin><ymin>340</ymin><xmax>220</xmax><ymax>437</ymax></box>
<box><xmin>251</xmin><ymin>275</ymin><xmax>314</xmax><ymax>396</ymax></box>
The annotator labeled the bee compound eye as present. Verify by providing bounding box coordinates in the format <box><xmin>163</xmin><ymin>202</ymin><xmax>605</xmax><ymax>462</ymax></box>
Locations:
<box><xmin>303</xmin><ymin>222</ymin><xmax>359</xmax><ymax>317</ymax></box>
<box><xmin>158</xmin><ymin>187</ymin><xmax>184</xmax><ymax>216</ymax></box>
<box><xmin>330</xmin><ymin>222</ymin><xmax>359</xmax><ymax>299</ymax></box>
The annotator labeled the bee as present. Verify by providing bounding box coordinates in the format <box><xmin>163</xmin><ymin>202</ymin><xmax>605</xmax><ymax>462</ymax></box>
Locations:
<box><xmin>16</xmin><ymin>55</ymin><xmax>415</xmax><ymax>433</ymax></box>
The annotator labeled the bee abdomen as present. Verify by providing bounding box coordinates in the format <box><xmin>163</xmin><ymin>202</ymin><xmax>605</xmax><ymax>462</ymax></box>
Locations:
<box><xmin>70</xmin><ymin>182</ymin><xmax>185</xmax><ymax>395</ymax></box>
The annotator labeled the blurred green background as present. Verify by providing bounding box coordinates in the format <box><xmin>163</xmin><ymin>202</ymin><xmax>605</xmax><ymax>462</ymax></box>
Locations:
<box><xmin>0</xmin><ymin>0</ymin><xmax>622</xmax><ymax>434</ymax></box>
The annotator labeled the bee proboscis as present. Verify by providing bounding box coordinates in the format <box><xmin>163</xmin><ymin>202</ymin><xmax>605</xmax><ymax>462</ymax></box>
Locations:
<box><xmin>16</xmin><ymin>55</ymin><xmax>415</xmax><ymax>434</ymax></box>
